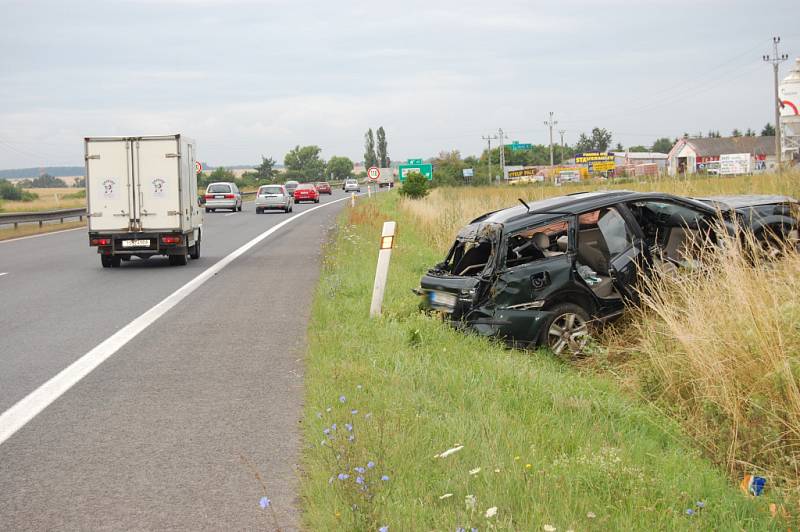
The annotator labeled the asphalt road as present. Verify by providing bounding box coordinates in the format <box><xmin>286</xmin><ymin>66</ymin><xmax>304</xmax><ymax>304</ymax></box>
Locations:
<box><xmin>0</xmin><ymin>188</ymin><xmax>364</xmax><ymax>530</ymax></box>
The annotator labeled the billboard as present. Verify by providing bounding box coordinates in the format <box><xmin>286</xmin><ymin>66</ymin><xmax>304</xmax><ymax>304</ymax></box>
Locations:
<box><xmin>719</xmin><ymin>153</ymin><xmax>750</xmax><ymax>175</ymax></box>
<box><xmin>575</xmin><ymin>152</ymin><xmax>616</xmax><ymax>173</ymax></box>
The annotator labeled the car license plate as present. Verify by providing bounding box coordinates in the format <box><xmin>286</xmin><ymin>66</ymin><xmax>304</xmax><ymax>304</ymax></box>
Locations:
<box><xmin>122</xmin><ymin>239</ymin><xmax>150</xmax><ymax>248</ymax></box>
<box><xmin>215</xmin><ymin>195</ymin><xmax>225</xmax><ymax>199</ymax></box>
<box><xmin>429</xmin><ymin>291</ymin><xmax>457</xmax><ymax>310</ymax></box>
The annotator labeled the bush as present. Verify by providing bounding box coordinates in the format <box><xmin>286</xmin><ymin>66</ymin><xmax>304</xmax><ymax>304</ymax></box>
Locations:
<box><xmin>398</xmin><ymin>172</ymin><xmax>429</xmax><ymax>199</ymax></box>
<box><xmin>0</xmin><ymin>180</ymin><xmax>37</xmax><ymax>201</ymax></box>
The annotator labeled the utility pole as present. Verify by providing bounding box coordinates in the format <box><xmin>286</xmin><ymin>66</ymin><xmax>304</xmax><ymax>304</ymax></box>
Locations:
<box><xmin>558</xmin><ymin>129</ymin><xmax>566</xmax><ymax>165</ymax></box>
<box><xmin>544</xmin><ymin>112</ymin><xmax>558</xmax><ymax>166</ymax></box>
<box><xmin>498</xmin><ymin>128</ymin><xmax>505</xmax><ymax>181</ymax></box>
<box><xmin>481</xmin><ymin>133</ymin><xmax>498</xmax><ymax>181</ymax></box>
<box><xmin>763</xmin><ymin>36</ymin><xmax>789</xmax><ymax>170</ymax></box>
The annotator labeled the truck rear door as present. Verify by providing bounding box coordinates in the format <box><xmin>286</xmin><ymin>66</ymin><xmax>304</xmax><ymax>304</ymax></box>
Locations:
<box><xmin>135</xmin><ymin>137</ymin><xmax>182</xmax><ymax>231</ymax></box>
<box><xmin>86</xmin><ymin>139</ymin><xmax>134</xmax><ymax>232</ymax></box>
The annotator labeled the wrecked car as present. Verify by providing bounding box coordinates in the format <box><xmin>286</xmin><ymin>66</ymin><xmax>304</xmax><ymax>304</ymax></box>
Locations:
<box><xmin>417</xmin><ymin>191</ymin><xmax>798</xmax><ymax>356</ymax></box>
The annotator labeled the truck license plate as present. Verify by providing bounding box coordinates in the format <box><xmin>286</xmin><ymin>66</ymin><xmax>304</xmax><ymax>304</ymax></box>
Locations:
<box><xmin>122</xmin><ymin>239</ymin><xmax>150</xmax><ymax>248</ymax></box>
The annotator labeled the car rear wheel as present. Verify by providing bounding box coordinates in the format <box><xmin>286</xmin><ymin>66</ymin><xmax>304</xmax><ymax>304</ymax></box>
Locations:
<box><xmin>256</xmin><ymin>207</ymin><xmax>263</xmax><ymax>214</ymax></box>
<box><xmin>205</xmin><ymin>208</ymin><xmax>211</xmax><ymax>213</ymax></box>
<box><xmin>237</xmin><ymin>203</ymin><xmax>242</xmax><ymax>212</ymax></box>
<box><xmin>541</xmin><ymin>303</ymin><xmax>591</xmax><ymax>357</ymax></box>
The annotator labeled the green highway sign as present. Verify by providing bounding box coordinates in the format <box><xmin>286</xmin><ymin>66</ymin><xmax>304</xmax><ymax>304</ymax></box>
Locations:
<box><xmin>507</xmin><ymin>141</ymin><xmax>532</xmax><ymax>151</ymax></box>
<box><xmin>406</xmin><ymin>158</ymin><xmax>423</xmax><ymax>165</ymax></box>
<box><xmin>398</xmin><ymin>163</ymin><xmax>433</xmax><ymax>181</ymax></box>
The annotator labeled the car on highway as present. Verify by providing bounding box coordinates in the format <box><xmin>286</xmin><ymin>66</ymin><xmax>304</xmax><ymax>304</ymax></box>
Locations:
<box><xmin>255</xmin><ymin>184</ymin><xmax>293</xmax><ymax>213</ymax></box>
<box><xmin>293</xmin><ymin>183</ymin><xmax>320</xmax><ymax>203</ymax></box>
<box><xmin>416</xmin><ymin>191</ymin><xmax>799</xmax><ymax>356</ymax></box>
<box><xmin>204</xmin><ymin>182</ymin><xmax>242</xmax><ymax>212</ymax></box>
<box><xmin>343</xmin><ymin>179</ymin><xmax>361</xmax><ymax>193</ymax></box>
<box><xmin>284</xmin><ymin>180</ymin><xmax>300</xmax><ymax>197</ymax></box>
<box><xmin>315</xmin><ymin>181</ymin><xmax>332</xmax><ymax>195</ymax></box>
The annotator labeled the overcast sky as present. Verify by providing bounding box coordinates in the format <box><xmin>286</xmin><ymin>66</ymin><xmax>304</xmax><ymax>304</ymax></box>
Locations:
<box><xmin>1</xmin><ymin>0</ymin><xmax>798</xmax><ymax>169</ymax></box>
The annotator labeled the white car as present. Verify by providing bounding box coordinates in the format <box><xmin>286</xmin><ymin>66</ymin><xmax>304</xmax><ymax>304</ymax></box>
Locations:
<box><xmin>255</xmin><ymin>184</ymin><xmax>293</xmax><ymax>213</ymax></box>
<box><xmin>343</xmin><ymin>179</ymin><xmax>361</xmax><ymax>193</ymax></box>
<box><xmin>204</xmin><ymin>182</ymin><xmax>242</xmax><ymax>212</ymax></box>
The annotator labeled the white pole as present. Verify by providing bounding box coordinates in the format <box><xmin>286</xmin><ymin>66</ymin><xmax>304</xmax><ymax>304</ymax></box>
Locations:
<box><xmin>370</xmin><ymin>221</ymin><xmax>396</xmax><ymax>318</ymax></box>
<box><xmin>351</xmin><ymin>192</ymin><xmax>355</xmax><ymax>207</ymax></box>
<box><xmin>367</xmin><ymin>185</ymin><xmax>372</xmax><ymax>198</ymax></box>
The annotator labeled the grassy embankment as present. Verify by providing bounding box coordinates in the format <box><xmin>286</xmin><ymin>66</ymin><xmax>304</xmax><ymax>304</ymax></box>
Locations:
<box><xmin>0</xmin><ymin>188</ymin><xmax>87</xmax><ymax>241</ymax></box>
<box><xmin>301</xmin><ymin>190</ymin><xmax>785</xmax><ymax>531</ymax></box>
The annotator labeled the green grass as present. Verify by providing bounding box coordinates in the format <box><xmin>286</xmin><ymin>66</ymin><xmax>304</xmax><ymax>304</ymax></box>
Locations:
<box><xmin>301</xmin><ymin>193</ymin><xmax>782</xmax><ymax>530</ymax></box>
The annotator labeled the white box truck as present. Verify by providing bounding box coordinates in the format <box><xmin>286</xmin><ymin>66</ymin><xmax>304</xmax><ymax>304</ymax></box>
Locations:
<box><xmin>85</xmin><ymin>134</ymin><xmax>203</xmax><ymax>268</ymax></box>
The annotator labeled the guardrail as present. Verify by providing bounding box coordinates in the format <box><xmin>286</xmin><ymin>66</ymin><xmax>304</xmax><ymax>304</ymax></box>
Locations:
<box><xmin>0</xmin><ymin>208</ymin><xmax>88</xmax><ymax>229</ymax></box>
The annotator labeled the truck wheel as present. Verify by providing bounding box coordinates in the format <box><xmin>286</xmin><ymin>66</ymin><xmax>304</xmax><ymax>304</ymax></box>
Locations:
<box><xmin>539</xmin><ymin>303</ymin><xmax>592</xmax><ymax>358</ymax></box>
<box><xmin>169</xmin><ymin>253</ymin><xmax>188</xmax><ymax>266</ymax></box>
<box><xmin>189</xmin><ymin>239</ymin><xmax>201</xmax><ymax>260</ymax></box>
<box><xmin>111</xmin><ymin>257</ymin><xmax>121</xmax><ymax>268</ymax></box>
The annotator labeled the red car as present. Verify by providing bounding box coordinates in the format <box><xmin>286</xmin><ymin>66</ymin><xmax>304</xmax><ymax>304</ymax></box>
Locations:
<box><xmin>293</xmin><ymin>183</ymin><xmax>320</xmax><ymax>203</ymax></box>
<box><xmin>315</xmin><ymin>181</ymin><xmax>332</xmax><ymax>195</ymax></box>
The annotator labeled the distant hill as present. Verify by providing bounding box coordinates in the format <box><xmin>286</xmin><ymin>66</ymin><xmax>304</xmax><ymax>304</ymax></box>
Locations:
<box><xmin>0</xmin><ymin>166</ymin><xmax>85</xmax><ymax>179</ymax></box>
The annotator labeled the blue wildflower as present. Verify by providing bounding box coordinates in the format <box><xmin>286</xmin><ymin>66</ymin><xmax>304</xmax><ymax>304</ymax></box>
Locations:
<box><xmin>379</xmin><ymin>527</ymin><xmax>388</xmax><ymax>532</ymax></box>
<box><xmin>686</xmin><ymin>508</ymin><xmax>695</xmax><ymax>516</ymax></box>
<box><xmin>323</xmin><ymin>428</ymin><xmax>330</xmax><ymax>435</ymax></box>
<box><xmin>367</xmin><ymin>461</ymin><xmax>375</xmax><ymax>469</ymax></box>
<box><xmin>348</xmin><ymin>435</ymin><xmax>355</xmax><ymax>442</ymax></box>
<box><xmin>356</xmin><ymin>476</ymin><xmax>365</xmax><ymax>485</ymax></box>
<box><xmin>259</xmin><ymin>496</ymin><xmax>271</xmax><ymax>509</ymax></box>
<box><xmin>338</xmin><ymin>473</ymin><xmax>349</xmax><ymax>480</ymax></box>
<box><xmin>381</xmin><ymin>475</ymin><xmax>390</xmax><ymax>481</ymax></box>
<box><xmin>331</xmin><ymin>423</ymin><xmax>337</xmax><ymax>430</ymax></box>
<box><xmin>345</xmin><ymin>423</ymin><xmax>353</xmax><ymax>432</ymax></box>
<box><xmin>354</xmin><ymin>467</ymin><xmax>365</xmax><ymax>473</ymax></box>
<box><xmin>696</xmin><ymin>501</ymin><xmax>705</xmax><ymax>509</ymax></box>
<box><xmin>351</xmin><ymin>409</ymin><xmax>358</xmax><ymax>415</ymax></box>
<box><xmin>339</xmin><ymin>395</ymin><xmax>346</xmax><ymax>403</ymax></box>
<box><xmin>456</xmin><ymin>528</ymin><xmax>465</xmax><ymax>532</ymax></box>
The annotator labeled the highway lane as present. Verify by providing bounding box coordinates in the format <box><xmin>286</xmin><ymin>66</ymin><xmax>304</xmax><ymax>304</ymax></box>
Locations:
<box><xmin>0</xmin><ymin>186</ymin><xmax>373</xmax><ymax>529</ymax></box>
<box><xmin>0</xmin><ymin>190</ymin><xmax>350</xmax><ymax>414</ymax></box>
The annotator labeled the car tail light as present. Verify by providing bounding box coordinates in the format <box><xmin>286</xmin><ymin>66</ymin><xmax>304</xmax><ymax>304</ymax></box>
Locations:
<box><xmin>161</xmin><ymin>235</ymin><xmax>182</xmax><ymax>245</ymax></box>
<box><xmin>224</xmin><ymin>194</ymin><xmax>235</xmax><ymax>199</ymax></box>
<box><xmin>204</xmin><ymin>194</ymin><xmax>213</xmax><ymax>199</ymax></box>
<box><xmin>90</xmin><ymin>237</ymin><xmax>111</xmax><ymax>246</ymax></box>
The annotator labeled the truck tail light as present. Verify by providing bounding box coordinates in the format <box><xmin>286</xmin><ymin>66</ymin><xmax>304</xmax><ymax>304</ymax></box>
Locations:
<box><xmin>224</xmin><ymin>194</ymin><xmax>235</xmax><ymax>199</ymax></box>
<box><xmin>161</xmin><ymin>235</ymin><xmax>182</xmax><ymax>245</ymax></box>
<box><xmin>90</xmin><ymin>238</ymin><xmax>111</xmax><ymax>246</ymax></box>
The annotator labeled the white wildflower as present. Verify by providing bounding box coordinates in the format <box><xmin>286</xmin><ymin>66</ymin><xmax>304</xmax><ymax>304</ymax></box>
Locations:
<box><xmin>439</xmin><ymin>493</ymin><xmax>453</xmax><ymax>500</ymax></box>
<box><xmin>485</xmin><ymin>507</ymin><xmax>498</xmax><ymax>518</ymax></box>
<box><xmin>469</xmin><ymin>467</ymin><xmax>481</xmax><ymax>475</ymax></box>
<box><xmin>465</xmin><ymin>494</ymin><xmax>477</xmax><ymax>511</ymax></box>
<box><xmin>435</xmin><ymin>445</ymin><xmax>464</xmax><ymax>458</ymax></box>
<box><xmin>587</xmin><ymin>512</ymin><xmax>596</xmax><ymax>519</ymax></box>
<box><xmin>543</xmin><ymin>526</ymin><xmax>556</xmax><ymax>532</ymax></box>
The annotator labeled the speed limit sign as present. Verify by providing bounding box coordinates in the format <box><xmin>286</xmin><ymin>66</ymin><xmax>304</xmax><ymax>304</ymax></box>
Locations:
<box><xmin>195</xmin><ymin>161</ymin><xmax>203</xmax><ymax>175</ymax></box>
<box><xmin>367</xmin><ymin>166</ymin><xmax>380</xmax><ymax>182</ymax></box>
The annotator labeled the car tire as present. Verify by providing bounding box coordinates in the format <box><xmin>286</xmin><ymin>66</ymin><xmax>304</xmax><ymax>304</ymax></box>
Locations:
<box><xmin>315</xmin><ymin>198</ymin><xmax>320</xmax><ymax>203</ymax></box>
<box><xmin>210</xmin><ymin>209</ymin><xmax>216</xmax><ymax>213</ymax></box>
<box><xmin>238</xmin><ymin>203</ymin><xmax>242</xmax><ymax>212</ymax></box>
<box><xmin>189</xmin><ymin>239</ymin><xmax>201</xmax><ymax>260</ymax></box>
<box><xmin>205</xmin><ymin>208</ymin><xmax>210</xmax><ymax>213</ymax></box>
<box><xmin>256</xmin><ymin>207</ymin><xmax>263</xmax><ymax>214</ymax></box>
<box><xmin>169</xmin><ymin>253</ymin><xmax>188</xmax><ymax>266</ymax></box>
<box><xmin>539</xmin><ymin>303</ymin><xmax>592</xmax><ymax>358</ymax></box>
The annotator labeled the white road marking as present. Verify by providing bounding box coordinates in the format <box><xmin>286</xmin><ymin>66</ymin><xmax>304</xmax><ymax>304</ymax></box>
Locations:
<box><xmin>0</xmin><ymin>226</ymin><xmax>85</xmax><ymax>245</ymax></box>
<box><xmin>0</xmin><ymin>195</ymin><xmax>354</xmax><ymax>447</ymax></box>
<box><xmin>224</xmin><ymin>212</ymin><xmax>236</xmax><ymax>217</ymax></box>
<box><xmin>0</xmin><ymin>273</ymin><xmax>8</xmax><ymax>277</ymax></box>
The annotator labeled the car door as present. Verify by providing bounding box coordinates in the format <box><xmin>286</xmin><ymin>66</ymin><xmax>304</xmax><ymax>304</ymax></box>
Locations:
<box><xmin>490</xmin><ymin>218</ymin><xmax>574</xmax><ymax>342</ymax></box>
<box><xmin>595</xmin><ymin>206</ymin><xmax>645</xmax><ymax>301</ymax></box>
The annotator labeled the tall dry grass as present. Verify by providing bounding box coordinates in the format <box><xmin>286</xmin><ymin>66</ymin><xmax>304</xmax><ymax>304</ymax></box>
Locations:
<box><xmin>0</xmin><ymin>187</ymin><xmax>86</xmax><ymax>213</ymax></box>
<box><xmin>401</xmin><ymin>171</ymin><xmax>800</xmax><ymax>252</ymax></box>
<box><xmin>610</xmin><ymin>232</ymin><xmax>800</xmax><ymax>491</ymax></box>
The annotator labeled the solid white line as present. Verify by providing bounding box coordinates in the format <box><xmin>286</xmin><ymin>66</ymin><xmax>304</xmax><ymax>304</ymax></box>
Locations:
<box><xmin>0</xmin><ymin>273</ymin><xmax>7</xmax><ymax>277</ymax></box>
<box><xmin>0</xmin><ymin>226</ymin><xmax>85</xmax><ymax>245</ymax></box>
<box><xmin>0</xmin><ymin>195</ymin><xmax>353</xmax><ymax>447</ymax></box>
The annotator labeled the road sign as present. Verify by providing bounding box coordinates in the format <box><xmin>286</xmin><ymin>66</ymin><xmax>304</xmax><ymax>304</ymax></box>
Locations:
<box><xmin>398</xmin><ymin>163</ymin><xmax>433</xmax><ymax>181</ymax></box>
<box><xmin>407</xmin><ymin>158</ymin><xmax>423</xmax><ymax>165</ymax></box>
<box><xmin>195</xmin><ymin>161</ymin><xmax>203</xmax><ymax>175</ymax></box>
<box><xmin>367</xmin><ymin>166</ymin><xmax>380</xmax><ymax>181</ymax></box>
<box><xmin>462</xmin><ymin>168</ymin><xmax>474</xmax><ymax>178</ymax></box>
<box><xmin>507</xmin><ymin>142</ymin><xmax>532</xmax><ymax>151</ymax></box>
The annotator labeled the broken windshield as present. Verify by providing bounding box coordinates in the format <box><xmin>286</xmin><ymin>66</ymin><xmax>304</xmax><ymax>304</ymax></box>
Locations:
<box><xmin>434</xmin><ymin>223</ymin><xmax>501</xmax><ymax>276</ymax></box>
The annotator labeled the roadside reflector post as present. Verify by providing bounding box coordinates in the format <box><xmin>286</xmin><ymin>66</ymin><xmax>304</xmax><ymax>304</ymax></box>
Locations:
<box><xmin>370</xmin><ymin>221</ymin><xmax>396</xmax><ymax>318</ymax></box>
<box><xmin>351</xmin><ymin>192</ymin><xmax>356</xmax><ymax>207</ymax></box>
<box><xmin>368</xmin><ymin>185</ymin><xmax>372</xmax><ymax>198</ymax></box>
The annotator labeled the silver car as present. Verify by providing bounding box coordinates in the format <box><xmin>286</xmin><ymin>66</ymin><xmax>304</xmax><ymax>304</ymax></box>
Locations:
<box><xmin>255</xmin><ymin>184</ymin><xmax>293</xmax><ymax>213</ymax></box>
<box><xmin>343</xmin><ymin>179</ymin><xmax>361</xmax><ymax>193</ymax></box>
<box><xmin>204</xmin><ymin>182</ymin><xmax>242</xmax><ymax>212</ymax></box>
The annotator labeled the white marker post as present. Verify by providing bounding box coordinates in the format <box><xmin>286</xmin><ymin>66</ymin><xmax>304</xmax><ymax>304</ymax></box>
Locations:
<box><xmin>351</xmin><ymin>192</ymin><xmax>356</xmax><ymax>207</ymax></box>
<box><xmin>367</xmin><ymin>185</ymin><xmax>372</xmax><ymax>198</ymax></box>
<box><xmin>370</xmin><ymin>221</ymin><xmax>396</xmax><ymax>318</ymax></box>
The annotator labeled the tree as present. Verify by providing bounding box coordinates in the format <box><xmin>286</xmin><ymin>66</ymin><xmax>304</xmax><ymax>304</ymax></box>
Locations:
<box><xmin>745</xmin><ymin>128</ymin><xmax>756</xmax><ymax>137</ymax></box>
<box><xmin>364</xmin><ymin>129</ymin><xmax>377</xmax><ymax>168</ymax></box>
<box><xmin>29</xmin><ymin>173</ymin><xmax>67</xmax><ymax>188</ymax></box>
<box><xmin>284</xmin><ymin>145</ymin><xmax>325</xmax><ymax>181</ymax></box>
<box><xmin>73</xmin><ymin>177</ymin><xmax>86</xmax><ymax>188</ymax></box>
<box><xmin>627</xmin><ymin>145</ymin><xmax>649</xmax><ymax>152</ymax></box>
<box><xmin>614</xmin><ymin>142</ymin><xmax>624</xmax><ymax>151</ymax></box>
<box><xmin>652</xmin><ymin>138</ymin><xmax>673</xmax><ymax>153</ymax></box>
<box><xmin>254</xmin><ymin>156</ymin><xmax>276</xmax><ymax>182</ymax></box>
<box><xmin>376</xmin><ymin>127</ymin><xmax>388</xmax><ymax>167</ymax></box>
<box><xmin>398</xmin><ymin>172</ymin><xmax>428</xmax><ymax>199</ymax></box>
<box><xmin>431</xmin><ymin>150</ymin><xmax>464</xmax><ymax>187</ymax></box>
<box><xmin>761</xmin><ymin>123</ymin><xmax>775</xmax><ymax>136</ymax></box>
<box><xmin>208</xmin><ymin>166</ymin><xmax>235</xmax><ymax>182</ymax></box>
<box><xmin>326</xmin><ymin>156</ymin><xmax>354</xmax><ymax>181</ymax></box>
<box><xmin>731</xmin><ymin>129</ymin><xmax>742</xmax><ymax>137</ymax></box>
<box><xmin>574</xmin><ymin>127</ymin><xmax>612</xmax><ymax>153</ymax></box>
<box><xmin>707</xmin><ymin>130</ymin><xmax>721</xmax><ymax>138</ymax></box>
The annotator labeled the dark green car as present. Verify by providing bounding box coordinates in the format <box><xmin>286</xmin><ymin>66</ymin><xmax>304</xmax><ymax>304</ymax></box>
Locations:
<box><xmin>418</xmin><ymin>191</ymin><xmax>798</xmax><ymax>356</ymax></box>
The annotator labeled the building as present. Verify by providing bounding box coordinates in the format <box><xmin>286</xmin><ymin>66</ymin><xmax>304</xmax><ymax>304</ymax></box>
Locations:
<box><xmin>611</xmin><ymin>151</ymin><xmax>668</xmax><ymax>176</ymax></box>
<box><xmin>667</xmin><ymin>136</ymin><xmax>776</xmax><ymax>175</ymax></box>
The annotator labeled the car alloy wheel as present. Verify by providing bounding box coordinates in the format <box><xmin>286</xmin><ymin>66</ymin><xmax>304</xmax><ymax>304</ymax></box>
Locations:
<box><xmin>546</xmin><ymin>307</ymin><xmax>590</xmax><ymax>356</ymax></box>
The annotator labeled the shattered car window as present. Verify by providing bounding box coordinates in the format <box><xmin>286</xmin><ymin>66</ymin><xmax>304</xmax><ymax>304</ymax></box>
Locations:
<box><xmin>438</xmin><ymin>223</ymin><xmax>500</xmax><ymax>276</ymax></box>
<box><xmin>506</xmin><ymin>220</ymin><xmax>570</xmax><ymax>268</ymax></box>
